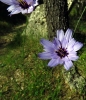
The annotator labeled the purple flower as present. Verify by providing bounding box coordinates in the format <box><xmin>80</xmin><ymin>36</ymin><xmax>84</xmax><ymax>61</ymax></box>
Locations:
<box><xmin>0</xmin><ymin>0</ymin><xmax>38</xmax><ymax>15</ymax></box>
<box><xmin>38</xmin><ymin>29</ymin><xmax>83</xmax><ymax>70</ymax></box>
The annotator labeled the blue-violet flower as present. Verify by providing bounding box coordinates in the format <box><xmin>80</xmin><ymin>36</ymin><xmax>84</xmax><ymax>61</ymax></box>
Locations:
<box><xmin>0</xmin><ymin>0</ymin><xmax>38</xmax><ymax>15</ymax></box>
<box><xmin>38</xmin><ymin>29</ymin><xmax>83</xmax><ymax>70</ymax></box>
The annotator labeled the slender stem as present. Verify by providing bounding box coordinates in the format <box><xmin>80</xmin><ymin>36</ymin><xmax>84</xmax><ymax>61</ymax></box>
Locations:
<box><xmin>74</xmin><ymin>6</ymin><xmax>86</xmax><ymax>33</ymax></box>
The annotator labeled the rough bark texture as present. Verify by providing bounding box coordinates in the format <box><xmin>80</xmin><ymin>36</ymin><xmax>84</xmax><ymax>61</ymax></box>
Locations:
<box><xmin>43</xmin><ymin>0</ymin><xmax>69</xmax><ymax>39</ymax></box>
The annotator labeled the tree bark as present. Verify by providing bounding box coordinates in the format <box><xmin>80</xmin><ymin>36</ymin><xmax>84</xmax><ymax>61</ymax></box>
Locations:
<box><xmin>43</xmin><ymin>0</ymin><xmax>69</xmax><ymax>39</ymax></box>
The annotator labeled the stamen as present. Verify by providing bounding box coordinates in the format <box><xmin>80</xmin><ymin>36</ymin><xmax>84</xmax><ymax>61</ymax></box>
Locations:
<box><xmin>18</xmin><ymin>0</ymin><xmax>24</xmax><ymax>5</ymax></box>
<box><xmin>17</xmin><ymin>0</ymin><xmax>30</xmax><ymax>9</ymax></box>
<box><xmin>56</xmin><ymin>47</ymin><xmax>68</xmax><ymax>58</ymax></box>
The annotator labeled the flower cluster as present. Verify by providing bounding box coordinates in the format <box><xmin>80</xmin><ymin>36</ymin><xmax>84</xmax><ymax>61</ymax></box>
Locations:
<box><xmin>38</xmin><ymin>29</ymin><xmax>83</xmax><ymax>70</ymax></box>
<box><xmin>0</xmin><ymin>0</ymin><xmax>38</xmax><ymax>15</ymax></box>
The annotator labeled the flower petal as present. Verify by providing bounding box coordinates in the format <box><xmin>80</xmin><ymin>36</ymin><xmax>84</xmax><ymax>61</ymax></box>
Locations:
<box><xmin>7</xmin><ymin>5</ymin><xmax>15</xmax><ymax>12</ymax></box>
<box><xmin>48</xmin><ymin>58</ymin><xmax>60</xmax><ymax>67</ymax></box>
<box><xmin>54</xmin><ymin>38</ymin><xmax>61</xmax><ymax>49</ymax></box>
<box><xmin>68</xmin><ymin>54</ymin><xmax>79</xmax><ymax>61</ymax></box>
<box><xmin>0</xmin><ymin>0</ymin><xmax>13</xmax><ymax>5</ymax></box>
<box><xmin>38</xmin><ymin>52</ymin><xmax>52</xmax><ymax>59</ymax></box>
<box><xmin>9</xmin><ymin>9</ymin><xmax>21</xmax><ymax>15</ymax></box>
<box><xmin>52</xmin><ymin>52</ymin><xmax>60</xmax><ymax>59</ymax></box>
<box><xmin>43</xmin><ymin>48</ymin><xmax>54</xmax><ymax>53</ymax></box>
<box><xmin>27</xmin><ymin>6</ymin><xmax>34</xmax><ymax>13</ymax></box>
<box><xmin>64</xmin><ymin>60</ymin><xmax>73</xmax><ymax>70</ymax></box>
<box><xmin>56</xmin><ymin>30</ymin><xmax>64</xmax><ymax>41</ymax></box>
<box><xmin>33</xmin><ymin>0</ymin><xmax>38</xmax><ymax>6</ymax></box>
<box><xmin>62</xmin><ymin>56</ymin><xmax>69</xmax><ymax>62</ymax></box>
<box><xmin>61</xmin><ymin>38</ymin><xmax>68</xmax><ymax>48</ymax></box>
<box><xmin>67</xmin><ymin>38</ymin><xmax>76</xmax><ymax>52</ymax></box>
<box><xmin>21</xmin><ymin>9</ymin><xmax>28</xmax><ymax>14</ymax></box>
<box><xmin>65</xmin><ymin>29</ymin><xmax>72</xmax><ymax>41</ymax></box>
<box><xmin>7</xmin><ymin>5</ymin><xmax>20</xmax><ymax>12</ymax></box>
<box><xmin>73</xmin><ymin>42</ymin><xmax>83</xmax><ymax>51</ymax></box>
<box><xmin>40</xmin><ymin>39</ymin><xmax>54</xmax><ymax>47</ymax></box>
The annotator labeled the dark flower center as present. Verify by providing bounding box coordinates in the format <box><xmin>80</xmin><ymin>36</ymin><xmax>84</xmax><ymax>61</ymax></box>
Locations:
<box><xmin>55</xmin><ymin>47</ymin><xmax>68</xmax><ymax>58</ymax></box>
<box><xmin>18</xmin><ymin>0</ymin><xmax>30</xmax><ymax>9</ymax></box>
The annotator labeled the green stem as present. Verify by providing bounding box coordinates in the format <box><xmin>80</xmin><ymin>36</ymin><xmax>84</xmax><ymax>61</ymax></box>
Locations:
<box><xmin>74</xmin><ymin>6</ymin><xmax>86</xmax><ymax>33</ymax></box>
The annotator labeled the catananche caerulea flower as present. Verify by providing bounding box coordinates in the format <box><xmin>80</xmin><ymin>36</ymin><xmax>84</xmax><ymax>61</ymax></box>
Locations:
<box><xmin>38</xmin><ymin>29</ymin><xmax>83</xmax><ymax>70</ymax></box>
<box><xmin>0</xmin><ymin>0</ymin><xmax>38</xmax><ymax>15</ymax></box>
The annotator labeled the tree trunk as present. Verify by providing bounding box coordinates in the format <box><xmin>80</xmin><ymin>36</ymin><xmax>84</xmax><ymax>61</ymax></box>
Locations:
<box><xmin>43</xmin><ymin>0</ymin><xmax>69</xmax><ymax>39</ymax></box>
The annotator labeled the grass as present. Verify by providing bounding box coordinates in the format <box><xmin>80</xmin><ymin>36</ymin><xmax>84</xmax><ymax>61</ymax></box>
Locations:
<box><xmin>0</xmin><ymin>2</ymin><xmax>86</xmax><ymax>100</ymax></box>
<box><xmin>0</xmin><ymin>32</ymin><xmax>63</xmax><ymax>99</ymax></box>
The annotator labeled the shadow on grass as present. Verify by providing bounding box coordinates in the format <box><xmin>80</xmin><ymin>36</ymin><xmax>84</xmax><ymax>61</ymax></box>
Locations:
<box><xmin>0</xmin><ymin>2</ymin><xmax>27</xmax><ymax>35</ymax></box>
<box><xmin>0</xmin><ymin>2</ymin><xmax>33</xmax><ymax>50</ymax></box>
<box><xmin>7</xmin><ymin>32</ymin><xmax>27</xmax><ymax>49</ymax></box>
